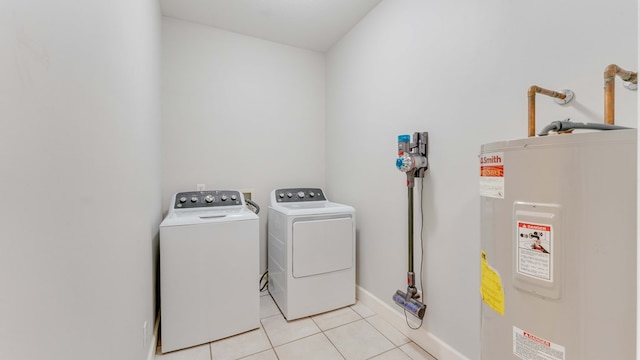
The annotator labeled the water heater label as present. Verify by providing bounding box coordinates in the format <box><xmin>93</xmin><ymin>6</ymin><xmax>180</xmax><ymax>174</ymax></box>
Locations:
<box><xmin>513</xmin><ymin>326</ymin><xmax>565</xmax><ymax>360</ymax></box>
<box><xmin>516</xmin><ymin>222</ymin><xmax>553</xmax><ymax>282</ymax></box>
<box><xmin>480</xmin><ymin>152</ymin><xmax>504</xmax><ymax>198</ymax></box>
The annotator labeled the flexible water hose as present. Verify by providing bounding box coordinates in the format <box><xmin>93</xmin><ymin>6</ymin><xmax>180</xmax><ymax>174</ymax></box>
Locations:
<box><xmin>538</xmin><ymin>120</ymin><xmax>630</xmax><ymax>136</ymax></box>
<box><xmin>245</xmin><ymin>198</ymin><xmax>260</xmax><ymax>214</ymax></box>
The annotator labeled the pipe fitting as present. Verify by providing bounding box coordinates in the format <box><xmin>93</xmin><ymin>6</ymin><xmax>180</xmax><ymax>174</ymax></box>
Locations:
<box><xmin>553</xmin><ymin>89</ymin><xmax>575</xmax><ymax>105</ymax></box>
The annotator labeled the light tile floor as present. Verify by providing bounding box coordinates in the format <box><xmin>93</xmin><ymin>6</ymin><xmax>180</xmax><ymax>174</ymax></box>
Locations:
<box><xmin>155</xmin><ymin>291</ymin><xmax>437</xmax><ymax>360</ymax></box>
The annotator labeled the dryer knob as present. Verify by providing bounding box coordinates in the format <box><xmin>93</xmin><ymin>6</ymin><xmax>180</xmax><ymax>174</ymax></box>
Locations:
<box><xmin>221</xmin><ymin>195</ymin><xmax>228</xmax><ymax>201</ymax></box>
<box><xmin>309</xmin><ymin>192</ymin><xmax>315</xmax><ymax>197</ymax></box>
<box><xmin>287</xmin><ymin>193</ymin><xmax>293</xmax><ymax>198</ymax></box>
<box><xmin>205</xmin><ymin>195</ymin><xmax>214</xmax><ymax>203</ymax></box>
<box><xmin>179</xmin><ymin>197</ymin><xmax>187</xmax><ymax>203</ymax></box>
<box><xmin>231</xmin><ymin>194</ymin><xmax>237</xmax><ymax>201</ymax></box>
<box><xmin>279</xmin><ymin>193</ymin><xmax>285</xmax><ymax>198</ymax></box>
<box><xmin>297</xmin><ymin>191</ymin><xmax>305</xmax><ymax>198</ymax></box>
<box><xmin>191</xmin><ymin>196</ymin><xmax>198</xmax><ymax>203</ymax></box>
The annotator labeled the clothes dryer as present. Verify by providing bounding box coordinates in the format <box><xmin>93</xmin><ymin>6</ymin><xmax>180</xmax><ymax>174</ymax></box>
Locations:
<box><xmin>160</xmin><ymin>190</ymin><xmax>259</xmax><ymax>353</ymax></box>
<box><xmin>268</xmin><ymin>188</ymin><xmax>355</xmax><ymax>320</ymax></box>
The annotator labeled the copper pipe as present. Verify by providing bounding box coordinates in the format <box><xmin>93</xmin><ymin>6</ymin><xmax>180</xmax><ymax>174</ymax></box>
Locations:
<box><xmin>604</xmin><ymin>64</ymin><xmax>637</xmax><ymax>125</ymax></box>
<box><xmin>527</xmin><ymin>85</ymin><xmax>569</xmax><ymax>137</ymax></box>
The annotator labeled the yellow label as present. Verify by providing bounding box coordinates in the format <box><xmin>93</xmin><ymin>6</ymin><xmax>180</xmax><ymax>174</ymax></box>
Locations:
<box><xmin>480</xmin><ymin>250</ymin><xmax>505</xmax><ymax>315</ymax></box>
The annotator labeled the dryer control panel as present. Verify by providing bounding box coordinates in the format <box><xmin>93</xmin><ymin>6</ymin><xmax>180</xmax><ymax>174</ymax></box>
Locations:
<box><xmin>274</xmin><ymin>188</ymin><xmax>327</xmax><ymax>203</ymax></box>
<box><xmin>174</xmin><ymin>190</ymin><xmax>243</xmax><ymax>209</ymax></box>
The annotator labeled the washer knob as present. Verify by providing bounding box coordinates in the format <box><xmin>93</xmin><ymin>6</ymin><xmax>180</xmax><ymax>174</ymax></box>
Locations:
<box><xmin>297</xmin><ymin>191</ymin><xmax>305</xmax><ymax>198</ymax></box>
<box><xmin>221</xmin><ymin>195</ymin><xmax>228</xmax><ymax>201</ymax></box>
<box><xmin>287</xmin><ymin>193</ymin><xmax>293</xmax><ymax>198</ymax></box>
<box><xmin>205</xmin><ymin>195</ymin><xmax>214</xmax><ymax>203</ymax></box>
<box><xmin>191</xmin><ymin>196</ymin><xmax>198</xmax><ymax>203</ymax></box>
<box><xmin>231</xmin><ymin>194</ymin><xmax>237</xmax><ymax>201</ymax></box>
<box><xmin>179</xmin><ymin>197</ymin><xmax>187</xmax><ymax>203</ymax></box>
<box><xmin>279</xmin><ymin>193</ymin><xmax>285</xmax><ymax>198</ymax></box>
<box><xmin>309</xmin><ymin>192</ymin><xmax>315</xmax><ymax>197</ymax></box>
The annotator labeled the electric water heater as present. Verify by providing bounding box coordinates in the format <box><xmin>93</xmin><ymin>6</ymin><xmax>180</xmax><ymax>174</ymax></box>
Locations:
<box><xmin>479</xmin><ymin>129</ymin><xmax>636</xmax><ymax>359</ymax></box>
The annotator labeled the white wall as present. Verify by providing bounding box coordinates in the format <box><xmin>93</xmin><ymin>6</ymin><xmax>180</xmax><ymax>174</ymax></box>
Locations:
<box><xmin>326</xmin><ymin>0</ymin><xmax>637</xmax><ymax>358</ymax></box>
<box><xmin>162</xmin><ymin>17</ymin><xmax>326</xmax><ymax>272</ymax></box>
<box><xmin>0</xmin><ymin>1</ymin><xmax>161</xmax><ymax>360</ymax></box>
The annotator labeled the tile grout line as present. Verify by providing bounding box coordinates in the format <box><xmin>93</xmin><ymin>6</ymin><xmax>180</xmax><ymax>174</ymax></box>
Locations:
<box><xmin>318</xmin><ymin>330</ymin><xmax>347</xmax><ymax>360</ymax></box>
<box><xmin>364</xmin><ymin>315</ymin><xmax>411</xmax><ymax>349</ymax></box>
<box><xmin>310</xmin><ymin>308</ymin><xmax>364</xmax><ymax>332</ymax></box>
<box><xmin>365</xmin><ymin>347</ymin><xmax>401</xmax><ymax>360</ymax></box>
<box><xmin>262</xmin><ymin>291</ymin><xmax>284</xmax><ymax>359</ymax></box>
<box><xmin>264</xmin><ymin>308</ymin><xmax>361</xmax><ymax>358</ymax></box>
<box><xmin>310</xmin><ymin>308</ymin><xmax>366</xmax><ymax>360</ymax></box>
<box><xmin>256</xmin><ymin>322</ymin><xmax>279</xmax><ymax>359</ymax></box>
<box><xmin>260</xmin><ymin>311</ymin><xmax>328</xmax><ymax>353</ymax></box>
<box><xmin>326</xmin><ymin>315</ymin><xmax>410</xmax><ymax>360</ymax></box>
<box><xmin>269</xmin><ymin>328</ymin><xmax>322</xmax><ymax>348</ymax></box>
<box><xmin>258</xmin><ymin>298</ymin><xmax>412</xmax><ymax>360</ymax></box>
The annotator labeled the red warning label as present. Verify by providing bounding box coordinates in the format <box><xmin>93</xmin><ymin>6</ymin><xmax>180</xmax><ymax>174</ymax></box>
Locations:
<box><xmin>518</xmin><ymin>223</ymin><xmax>551</xmax><ymax>231</ymax></box>
<box><xmin>517</xmin><ymin>221</ymin><xmax>553</xmax><ymax>282</ymax></box>
<box><xmin>513</xmin><ymin>326</ymin><xmax>565</xmax><ymax>360</ymax></box>
<box><xmin>523</xmin><ymin>332</ymin><xmax>551</xmax><ymax>347</ymax></box>
<box><xmin>480</xmin><ymin>165</ymin><xmax>504</xmax><ymax>177</ymax></box>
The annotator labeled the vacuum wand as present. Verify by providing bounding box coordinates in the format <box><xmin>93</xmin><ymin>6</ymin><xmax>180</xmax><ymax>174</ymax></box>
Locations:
<box><xmin>407</xmin><ymin>186</ymin><xmax>414</xmax><ymax>277</ymax></box>
<box><xmin>393</xmin><ymin>133</ymin><xmax>428</xmax><ymax>320</ymax></box>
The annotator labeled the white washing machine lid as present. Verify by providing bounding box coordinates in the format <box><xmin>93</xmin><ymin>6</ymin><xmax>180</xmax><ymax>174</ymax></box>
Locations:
<box><xmin>160</xmin><ymin>208</ymin><xmax>257</xmax><ymax>227</ymax></box>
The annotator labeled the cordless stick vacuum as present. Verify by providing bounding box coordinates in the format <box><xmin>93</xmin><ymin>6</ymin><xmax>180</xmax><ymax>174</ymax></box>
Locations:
<box><xmin>393</xmin><ymin>132</ymin><xmax>428</xmax><ymax>319</ymax></box>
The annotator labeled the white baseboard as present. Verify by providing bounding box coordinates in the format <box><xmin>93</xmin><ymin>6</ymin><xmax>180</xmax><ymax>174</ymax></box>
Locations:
<box><xmin>147</xmin><ymin>313</ymin><xmax>160</xmax><ymax>360</ymax></box>
<box><xmin>356</xmin><ymin>286</ymin><xmax>470</xmax><ymax>360</ymax></box>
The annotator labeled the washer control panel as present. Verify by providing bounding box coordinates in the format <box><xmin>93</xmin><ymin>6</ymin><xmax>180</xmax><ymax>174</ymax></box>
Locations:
<box><xmin>174</xmin><ymin>190</ymin><xmax>242</xmax><ymax>209</ymax></box>
<box><xmin>275</xmin><ymin>188</ymin><xmax>327</xmax><ymax>203</ymax></box>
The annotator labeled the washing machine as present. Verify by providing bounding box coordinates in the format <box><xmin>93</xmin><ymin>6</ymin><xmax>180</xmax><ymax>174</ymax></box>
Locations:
<box><xmin>268</xmin><ymin>187</ymin><xmax>356</xmax><ymax>320</ymax></box>
<box><xmin>160</xmin><ymin>190</ymin><xmax>259</xmax><ymax>353</ymax></box>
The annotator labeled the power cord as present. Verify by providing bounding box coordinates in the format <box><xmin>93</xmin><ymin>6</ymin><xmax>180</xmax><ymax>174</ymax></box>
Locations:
<box><xmin>259</xmin><ymin>270</ymin><xmax>268</xmax><ymax>292</ymax></box>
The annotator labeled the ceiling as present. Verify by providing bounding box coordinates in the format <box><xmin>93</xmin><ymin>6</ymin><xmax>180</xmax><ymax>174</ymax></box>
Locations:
<box><xmin>159</xmin><ymin>0</ymin><xmax>384</xmax><ymax>52</ymax></box>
